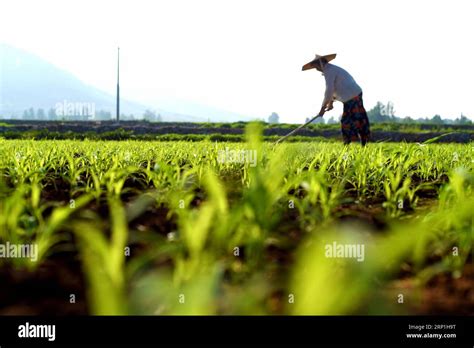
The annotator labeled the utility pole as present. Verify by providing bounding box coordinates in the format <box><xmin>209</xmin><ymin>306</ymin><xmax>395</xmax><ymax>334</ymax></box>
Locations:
<box><xmin>116</xmin><ymin>47</ymin><xmax>120</xmax><ymax>122</ymax></box>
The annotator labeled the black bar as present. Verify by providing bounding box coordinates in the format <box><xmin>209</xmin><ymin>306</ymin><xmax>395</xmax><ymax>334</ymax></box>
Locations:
<box><xmin>0</xmin><ymin>316</ymin><xmax>472</xmax><ymax>346</ymax></box>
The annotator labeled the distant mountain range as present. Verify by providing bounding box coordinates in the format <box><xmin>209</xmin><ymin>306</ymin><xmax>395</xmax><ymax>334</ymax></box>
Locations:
<box><xmin>0</xmin><ymin>44</ymin><xmax>253</xmax><ymax>122</ymax></box>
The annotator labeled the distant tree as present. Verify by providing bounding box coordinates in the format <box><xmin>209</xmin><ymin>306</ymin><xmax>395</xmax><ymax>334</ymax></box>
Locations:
<box><xmin>96</xmin><ymin>110</ymin><xmax>112</xmax><ymax>120</ymax></box>
<box><xmin>143</xmin><ymin>109</ymin><xmax>161</xmax><ymax>121</ymax></box>
<box><xmin>326</xmin><ymin>116</ymin><xmax>338</xmax><ymax>124</ymax></box>
<box><xmin>431</xmin><ymin>114</ymin><xmax>444</xmax><ymax>125</ymax></box>
<box><xmin>367</xmin><ymin>101</ymin><xmax>395</xmax><ymax>123</ymax></box>
<box><xmin>28</xmin><ymin>107</ymin><xmax>35</xmax><ymax>120</ymax></box>
<box><xmin>268</xmin><ymin>112</ymin><xmax>279</xmax><ymax>124</ymax></box>
<box><xmin>37</xmin><ymin>108</ymin><xmax>45</xmax><ymax>120</ymax></box>
<box><xmin>367</xmin><ymin>102</ymin><xmax>385</xmax><ymax>123</ymax></box>
<box><xmin>143</xmin><ymin>109</ymin><xmax>154</xmax><ymax>120</ymax></box>
<box><xmin>47</xmin><ymin>108</ymin><xmax>57</xmax><ymax>120</ymax></box>
<box><xmin>454</xmin><ymin>114</ymin><xmax>472</xmax><ymax>125</ymax></box>
<box><xmin>385</xmin><ymin>101</ymin><xmax>395</xmax><ymax>118</ymax></box>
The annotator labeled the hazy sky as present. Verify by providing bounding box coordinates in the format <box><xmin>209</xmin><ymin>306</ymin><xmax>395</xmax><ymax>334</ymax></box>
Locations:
<box><xmin>1</xmin><ymin>0</ymin><xmax>473</xmax><ymax>122</ymax></box>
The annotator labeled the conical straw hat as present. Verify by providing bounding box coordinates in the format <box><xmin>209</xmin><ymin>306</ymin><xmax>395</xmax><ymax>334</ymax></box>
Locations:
<box><xmin>302</xmin><ymin>53</ymin><xmax>336</xmax><ymax>71</ymax></box>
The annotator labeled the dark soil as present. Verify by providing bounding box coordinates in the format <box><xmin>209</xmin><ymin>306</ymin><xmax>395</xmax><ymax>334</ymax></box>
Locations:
<box><xmin>1</xmin><ymin>120</ymin><xmax>473</xmax><ymax>143</ymax></box>
<box><xmin>389</xmin><ymin>264</ymin><xmax>474</xmax><ymax>315</ymax></box>
<box><xmin>0</xmin><ymin>181</ymin><xmax>472</xmax><ymax>315</ymax></box>
<box><xmin>0</xmin><ymin>254</ymin><xmax>88</xmax><ymax>315</ymax></box>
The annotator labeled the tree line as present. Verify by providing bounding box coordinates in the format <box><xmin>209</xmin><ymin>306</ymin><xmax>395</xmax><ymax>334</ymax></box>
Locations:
<box><xmin>7</xmin><ymin>108</ymin><xmax>163</xmax><ymax>122</ymax></box>
<box><xmin>273</xmin><ymin>102</ymin><xmax>472</xmax><ymax>125</ymax></box>
<box><xmin>366</xmin><ymin>102</ymin><xmax>471</xmax><ymax>125</ymax></box>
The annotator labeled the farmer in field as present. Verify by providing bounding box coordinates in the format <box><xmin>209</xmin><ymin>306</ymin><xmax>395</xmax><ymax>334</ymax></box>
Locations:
<box><xmin>302</xmin><ymin>53</ymin><xmax>371</xmax><ymax>145</ymax></box>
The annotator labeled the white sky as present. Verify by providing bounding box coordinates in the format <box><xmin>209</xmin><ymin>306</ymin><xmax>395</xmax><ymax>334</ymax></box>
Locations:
<box><xmin>1</xmin><ymin>0</ymin><xmax>473</xmax><ymax>123</ymax></box>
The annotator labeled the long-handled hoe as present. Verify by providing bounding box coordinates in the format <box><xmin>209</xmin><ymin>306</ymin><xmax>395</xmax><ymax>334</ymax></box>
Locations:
<box><xmin>274</xmin><ymin>114</ymin><xmax>323</xmax><ymax>144</ymax></box>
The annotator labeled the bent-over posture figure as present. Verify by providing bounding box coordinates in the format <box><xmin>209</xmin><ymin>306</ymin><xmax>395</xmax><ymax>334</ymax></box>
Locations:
<box><xmin>303</xmin><ymin>53</ymin><xmax>370</xmax><ymax>145</ymax></box>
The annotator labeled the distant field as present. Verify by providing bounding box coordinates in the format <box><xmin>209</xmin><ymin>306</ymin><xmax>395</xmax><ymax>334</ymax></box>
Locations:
<box><xmin>1</xmin><ymin>124</ymin><xmax>473</xmax><ymax>315</ymax></box>
<box><xmin>1</xmin><ymin>120</ymin><xmax>473</xmax><ymax>142</ymax></box>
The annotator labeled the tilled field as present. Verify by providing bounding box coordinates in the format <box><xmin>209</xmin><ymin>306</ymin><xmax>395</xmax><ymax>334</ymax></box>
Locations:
<box><xmin>1</xmin><ymin>120</ymin><xmax>473</xmax><ymax>142</ymax></box>
<box><xmin>0</xmin><ymin>128</ymin><xmax>473</xmax><ymax>315</ymax></box>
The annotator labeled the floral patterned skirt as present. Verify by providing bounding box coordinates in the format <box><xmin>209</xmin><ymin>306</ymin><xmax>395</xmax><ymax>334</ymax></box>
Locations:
<box><xmin>341</xmin><ymin>93</ymin><xmax>371</xmax><ymax>145</ymax></box>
